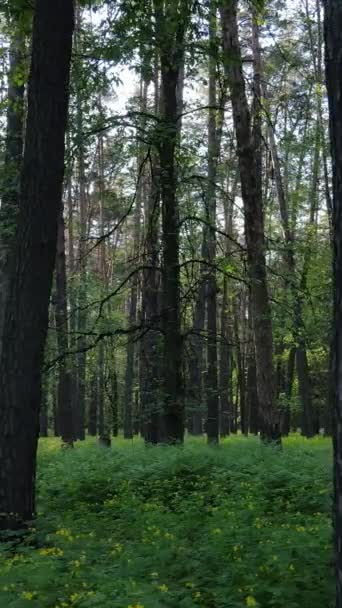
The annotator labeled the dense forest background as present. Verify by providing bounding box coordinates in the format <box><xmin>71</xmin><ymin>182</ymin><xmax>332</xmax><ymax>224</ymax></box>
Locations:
<box><xmin>1</xmin><ymin>1</ymin><xmax>342</xmax><ymax>607</ymax></box>
<box><xmin>6</xmin><ymin>0</ymin><xmax>329</xmax><ymax>445</ymax></box>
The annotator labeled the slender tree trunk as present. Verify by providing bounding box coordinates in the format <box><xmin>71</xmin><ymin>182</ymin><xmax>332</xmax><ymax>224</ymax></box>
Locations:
<box><xmin>55</xmin><ymin>210</ymin><xmax>74</xmax><ymax>446</ymax></box>
<box><xmin>206</xmin><ymin>3</ymin><xmax>219</xmax><ymax>443</ymax></box>
<box><xmin>0</xmin><ymin>0</ymin><xmax>74</xmax><ymax>529</ymax></box>
<box><xmin>124</xmin><ymin>82</ymin><xmax>144</xmax><ymax>439</ymax></box>
<box><xmin>188</xmin><ymin>263</ymin><xmax>206</xmax><ymax>435</ymax></box>
<box><xmin>75</xmin><ymin>5</ymin><xmax>87</xmax><ymax>441</ymax></box>
<box><xmin>219</xmin><ymin>274</ymin><xmax>231</xmax><ymax>437</ymax></box>
<box><xmin>88</xmin><ymin>375</ymin><xmax>97</xmax><ymax>436</ymax></box>
<box><xmin>220</xmin><ymin>0</ymin><xmax>279</xmax><ymax>441</ymax></box>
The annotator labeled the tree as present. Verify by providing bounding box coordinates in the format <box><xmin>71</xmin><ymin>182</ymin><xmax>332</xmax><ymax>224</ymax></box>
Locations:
<box><xmin>324</xmin><ymin>0</ymin><xmax>342</xmax><ymax>604</ymax></box>
<box><xmin>154</xmin><ymin>0</ymin><xmax>192</xmax><ymax>443</ymax></box>
<box><xmin>0</xmin><ymin>0</ymin><xmax>74</xmax><ymax>529</ymax></box>
<box><xmin>220</xmin><ymin>0</ymin><xmax>280</xmax><ymax>442</ymax></box>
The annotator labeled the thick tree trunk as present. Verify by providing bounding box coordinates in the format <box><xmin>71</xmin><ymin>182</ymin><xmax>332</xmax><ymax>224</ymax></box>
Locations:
<box><xmin>0</xmin><ymin>26</ymin><xmax>25</xmax><ymax>359</ymax></box>
<box><xmin>155</xmin><ymin>1</ymin><xmax>190</xmax><ymax>443</ymax></box>
<box><xmin>324</xmin><ymin>3</ymin><xmax>342</xmax><ymax>604</ymax></box>
<box><xmin>0</xmin><ymin>0</ymin><xmax>74</xmax><ymax>529</ymax></box>
<box><xmin>220</xmin><ymin>0</ymin><xmax>279</xmax><ymax>442</ymax></box>
<box><xmin>55</xmin><ymin>211</ymin><xmax>74</xmax><ymax>446</ymax></box>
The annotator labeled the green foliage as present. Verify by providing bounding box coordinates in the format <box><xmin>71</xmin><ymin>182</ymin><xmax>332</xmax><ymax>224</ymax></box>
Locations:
<box><xmin>0</xmin><ymin>436</ymin><xmax>333</xmax><ymax>608</ymax></box>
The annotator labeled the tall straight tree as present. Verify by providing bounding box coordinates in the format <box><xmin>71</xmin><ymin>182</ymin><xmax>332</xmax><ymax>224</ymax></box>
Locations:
<box><xmin>154</xmin><ymin>0</ymin><xmax>192</xmax><ymax>443</ymax></box>
<box><xmin>220</xmin><ymin>0</ymin><xmax>280</xmax><ymax>442</ymax></box>
<box><xmin>0</xmin><ymin>0</ymin><xmax>74</xmax><ymax>529</ymax></box>
<box><xmin>206</xmin><ymin>2</ymin><xmax>219</xmax><ymax>443</ymax></box>
<box><xmin>324</xmin><ymin>0</ymin><xmax>342</xmax><ymax>604</ymax></box>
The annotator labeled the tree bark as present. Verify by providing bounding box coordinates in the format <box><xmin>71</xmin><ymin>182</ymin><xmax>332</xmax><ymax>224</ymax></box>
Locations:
<box><xmin>220</xmin><ymin>0</ymin><xmax>279</xmax><ymax>442</ymax></box>
<box><xmin>0</xmin><ymin>0</ymin><xmax>74</xmax><ymax>529</ymax></box>
<box><xmin>324</xmin><ymin>2</ymin><xmax>342</xmax><ymax>604</ymax></box>
<box><xmin>0</xmin><ymin>24</ymin><xmax>25</xmax><ymax>359</ymax></box>
<box><xmin>155</xmin><ymin>0</ymin><xmax>191</xmax><ymax>443</ymax></box>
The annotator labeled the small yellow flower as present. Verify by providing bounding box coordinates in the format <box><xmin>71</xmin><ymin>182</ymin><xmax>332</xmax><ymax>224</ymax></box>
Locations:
<box><xmin>128</xmin><ymin>604</ymin><xmax>144</xmax><ymax>608</ymax></box>
<box><xmin>22</xmin><ymin>591</ymin><xmax>35</xmax><ymax>600</ymax></box>
<box><xmin>157</xmin><ymin>584</ymin><xmax>168</xmax><ymax>592</ymax></box>
<box><xmin>70</xmin><ymin>593</ymin><xmax>79</xmax><ymax>602</ymax></box>
<box><xmin>246</xmin><ymin>596</ymin><xmax>257</xmax><ymax>607</ymax></box>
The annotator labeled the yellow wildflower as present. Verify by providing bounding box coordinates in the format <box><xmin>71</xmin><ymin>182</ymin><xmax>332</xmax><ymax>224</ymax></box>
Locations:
<box><xmin>22</xmin><ymin>591</ymin><xmax>35</xmax><ymax>600</ymax></box>
<box><xmin>157</xmin><ymin>584</ymin><xmax>168</xmax><ymax>592</ymax></box>
<box><xmin>245</xmin><ymin>596</ymin><xmax>257</xmax><ymax>607</ymax></box>
<box><xmin>70</xmin><ymin>593</ymin><xmax>79</xmax><ymax>602</ymax></box>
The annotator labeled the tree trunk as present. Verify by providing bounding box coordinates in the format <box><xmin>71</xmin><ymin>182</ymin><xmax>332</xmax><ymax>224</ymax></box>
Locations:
<box><xmin>155</xmin><ymin>0</ymin><xmax>191</xmax><ymax>443</ymax></box>
<box><xmin>206</xmin><ymin>3</ymin><xmax>219</xmax><ymax>444</ymax></box>
<box><xmin>325</xmin><ymin>1</ymin><xmax>342</xmax><ymax>604</ymax></box>
<box><xmin>0</xmin><ymin>24</ymin><xmax>25</xmax><ymax>359</ymax></box>
<box><xmin>220</xmin><ymin>0</ymin><xmax>279</xmax><ymax>442</ymax></box>
<box><xmin>55</xmin><ymin>211</ymin><xmax>74</xmax><ymax>446</ymax></box>
<box><xmin>74</xmin><ymin>5</ymin><xmax>87</xmax><ymax>441</ymax></box>
<box><xmin>140</xmin><ymin>66</ymin><xmax>162</xmax><ymax>444</ymax></box>
<box><xmin>88</xmin><ymin>375</ymin><xmax>97</xmax><ymax>436</ymax></box>
<box><xmin>188</xmin><ymin>264</ymin><xmax>206</xmax><ymax>436</ymax></box>
<box><xmin>0</xmin><ymin>0</ymin><xmax>74</xmax><ymax>529</ymax></box>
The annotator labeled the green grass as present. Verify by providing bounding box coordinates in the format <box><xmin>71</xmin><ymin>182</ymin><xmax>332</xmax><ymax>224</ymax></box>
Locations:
<box><xmin>0</xmin><ymin>435</ymin><xmax>334</xmax><ymax>608</ymax></box>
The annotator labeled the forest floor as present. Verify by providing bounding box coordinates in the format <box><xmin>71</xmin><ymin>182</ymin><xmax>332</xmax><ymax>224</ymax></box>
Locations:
<box><xmin>0</xmin><ymin>436</ymin><xmax>333</xmax><ymax>608</ymax></box>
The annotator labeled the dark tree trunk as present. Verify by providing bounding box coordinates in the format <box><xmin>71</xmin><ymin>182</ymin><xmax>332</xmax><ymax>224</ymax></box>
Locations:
<box><xmin>55</xmin><ymin>211</ymin><xmax>74</xmax><ymax>446</ymax></box>
<box><xmin>206</xmin><ymin>3</ymin><xmax>219</xmax><ymax>444</ymax></box>
<box><xmin>220</xmin><ymin>0</ymin><xmax>279</xmax><ymax>442</ymax></box>
<box><xmin>325</xmin><ymin>2</ymin><xmax>342</xmax><ymax>604</ymax></box>
<box><xmin>0</xmin><ymin>0</ymin><xmax>74</xmax><ymax>529</ymax></box>
<box><xmin>188</xmin><ymin>269</ymin><xmax>206</xmax><ymax>436</ymax></box>
<box><xmin>97</xmin><ymin>342</ymin><xmax>105</xmax><ymax>439</ymax></box>
<box><xmin>155</xmin><ymin>1</ymin><xmax>191</xmax><ymax>443</ymax></box>
<box><xmin>74</xmin><ymin>6</ymin><xmax>87</xmax><ymax>441</ymax></box>
<box><xmin>247</xmin><ymin>298</ymin><xmax>259</xmax><ymax>435</ymax></box>
<box><xmin>0</xmin><ymin>25</ymin><xmax>25</xmax><ymax>358</ymax></box>
<box><xmin>88</xmin><ymin>375</ymin><xmax>97</xmax><ymax>436</ymax></box>
<box><xmin>140</xmin><ymin>68</ymin><xmax>162</xmax><ymax>444</ymax></box>
<box><xmin>111</xmin><ymin>368</ymin><xmax>119</xmax><ymax>438</ymax></box>
<box><xmin>234</xmin><ymin>294</ymin><xmax>247</xmax><ymax>435</ymax></box>
<box><xmin>219</xmin><ymin>275</ymin><xmax>231</xmax><ymax>437</ymax></box>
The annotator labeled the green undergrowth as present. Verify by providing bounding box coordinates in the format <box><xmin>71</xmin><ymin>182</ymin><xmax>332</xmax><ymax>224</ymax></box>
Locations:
<box><xmin>0</xmin><ymin>435</ymin><xmax>334</xmax><ymax>608</ymax></box>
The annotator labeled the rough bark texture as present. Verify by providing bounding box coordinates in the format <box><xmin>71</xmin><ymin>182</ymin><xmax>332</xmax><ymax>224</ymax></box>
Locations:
<box><xmin>0</xmin><ymin>0</ymin><xmax>74</xmax><ymax>529</ymax></box>
<box><xmin>324</xmin><ymin>1</ymin><xmax>342</xmax><ymax>604</ymax></box>
<box><xmin>220</xmin><ymin>0</ymin><xmax>279</xmax><ymax>442</ymax></box>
